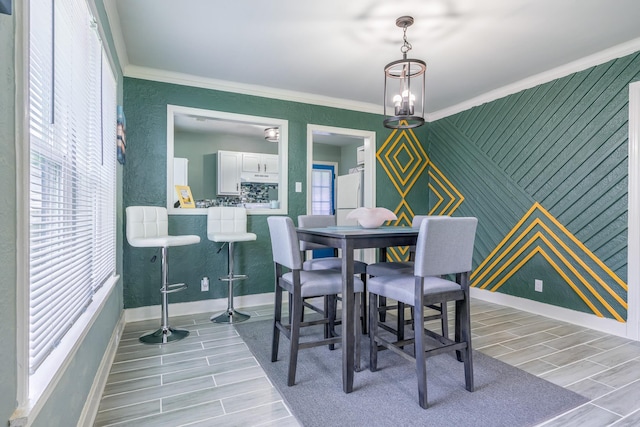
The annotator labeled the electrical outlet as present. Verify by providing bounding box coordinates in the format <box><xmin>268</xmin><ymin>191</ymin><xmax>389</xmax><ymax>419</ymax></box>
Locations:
<box><xmin>535</xmin><ymin>279</ymin><xmax>543</xmax><ymax>292</ymax></box>
<box><xmin>201</xmin><ymin>277</ymin><xmax>209</xmax><ymax>292</ymax></box>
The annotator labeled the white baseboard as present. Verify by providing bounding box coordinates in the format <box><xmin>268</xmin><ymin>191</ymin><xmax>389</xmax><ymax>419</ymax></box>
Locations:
<box><xmin>124</xmin><ymin>293</ymin><xmax>275</xmax><ymax>323</ymax></box>
<box><xmin>470</xmin><ymin>288</ymin><xmax>634</xmax><ymax>340</ymax></box>
<box><xmin>127</xmin><ymin>290</ymin><xmax>636</xmax><ymax>341</ymax></box>
<box><xmin>78</xmin><ymin>312</ymin><xmax>126</xmax><ymax>427</ymax></box>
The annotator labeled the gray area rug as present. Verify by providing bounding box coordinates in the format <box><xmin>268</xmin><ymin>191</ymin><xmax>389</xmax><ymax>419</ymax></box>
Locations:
<box><xmin>235</xmin><ymin>319</ymin><xmax>588</xmax><ymax>427</ymax></box>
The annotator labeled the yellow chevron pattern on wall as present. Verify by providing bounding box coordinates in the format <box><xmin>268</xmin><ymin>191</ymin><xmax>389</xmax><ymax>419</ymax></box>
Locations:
<box><xmin>427</xmin><ymin>162</ymin><xmax>464</xmax><ymax>216</ymax></box>
<box><xmin>377</xmin><ymin>122</ymin><xmax>464</xmax><ymax>261</ymax></box>
<box><xmin>470</xmin><ymin>202</ymin><xmax>628</xmax><ymax>322</ymax></box>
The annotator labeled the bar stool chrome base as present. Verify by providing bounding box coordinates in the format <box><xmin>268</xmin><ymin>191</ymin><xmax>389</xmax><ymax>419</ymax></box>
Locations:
<box><xmin>139</xmin><ymin>326</ymin><xmax>190</xmax><ymax>344</ymax></box>
<box><xmin>211</xmin><ymin>309</ymin><xmax>251</xmax><ymax>324</ymax></box>
<box><xmin>207</xmin><ymin>208</ymin><xmax>257</xmax><ymax>325</ymax></box>
<box><xmin>211</xmin><ymin>240</ymin><xmax>252</xmax><ymax>324</ymax></box>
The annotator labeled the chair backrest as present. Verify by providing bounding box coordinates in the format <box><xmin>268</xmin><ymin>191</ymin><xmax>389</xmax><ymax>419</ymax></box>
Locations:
<box><xmin>126</xmin><ymin>206</ymin><xmax>169</xmax><ymax>245</ymax></box>
<box><xmin>207</xmin><ymin>207</ymin><xmax>248</xmax><ymax>234</ymax></box>
<box><xmin>414</xmin><ymin>217</ymin><xmax>478</xmax><ymax>277</ymax></box>
<box><xmin>267</xmin><ymin>216</ymin><xmax>303</xmax><ymax>270</ymax></box>
<box><xmin>406</xmin><ymin>215</ymin><xmax>443</xmax><ymax>257</ymax></box>
<box><xmin>298</xmin><ymin>215</ymin><xmax>336</xmax><ymax>251</ymax></box>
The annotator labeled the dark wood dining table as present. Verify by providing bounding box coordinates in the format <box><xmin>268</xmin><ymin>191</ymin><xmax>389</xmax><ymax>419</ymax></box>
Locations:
<box><xmin>296</xmin><ymin>225</ymin><xmax>419</xmax><ymax>393</ymax></box>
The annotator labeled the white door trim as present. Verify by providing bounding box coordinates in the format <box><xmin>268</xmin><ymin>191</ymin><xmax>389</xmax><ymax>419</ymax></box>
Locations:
<box><xmin>306</xmin><ymin>125</ymin><xmax>376</xmax><ymax>213</ymax></box>
<box><xmin>627</xmin><ymin>81</ymin><xmax>640</xmax><ymax>341</ymax></box>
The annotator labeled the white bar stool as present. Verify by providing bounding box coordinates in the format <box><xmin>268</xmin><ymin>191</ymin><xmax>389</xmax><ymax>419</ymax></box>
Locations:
<box><xmin>126</xmin><ymin>206</ymin><xmax>200</xmax><ymax>344</ymax></box>
<box><xmin>207</xmin><ymin>207</ymin><xmax>257</xmax><ymax>323</ymax></box>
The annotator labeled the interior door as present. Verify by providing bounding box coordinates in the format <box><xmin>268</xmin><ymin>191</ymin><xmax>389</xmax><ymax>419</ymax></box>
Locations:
<box><xmin>311</xmin><ymin>164</ymin><xmax>335</xmax><ymax>215</ymax></box>
<box><xmin>311</xmin><ymin>163</ymin><xmax>336</xmax><ymax>258</ymax></box>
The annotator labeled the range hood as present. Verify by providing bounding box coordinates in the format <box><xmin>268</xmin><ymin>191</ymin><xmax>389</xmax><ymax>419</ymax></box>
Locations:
<box><xmin>241</xmin><ymin>171</ymin><xmax>278</xmax><ymax>184</ymax></box>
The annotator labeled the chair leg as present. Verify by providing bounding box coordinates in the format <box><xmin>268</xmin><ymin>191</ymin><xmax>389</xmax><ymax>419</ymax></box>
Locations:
<box><xmin>414</xmin><ymin>289</ymin><xmax>428</xmax><ymax>409</ymax></box>
<box><xmin>441</xmin><ymin>301</ymin><xmax>449</xmax><ymax>338</ymax></box>
<box><xmin>456</xmin><ymin>296</ymin><xmax>474</xmax><ymax>392</ymax></box>
<box><xmin>288</xmin><ymin>290</ymin><xmax>303</xmax><ymax>386</ymax></box>
<box><xmin>369</xmin><ymin>291</ymin><xmax>378</xmax><ymax>372</ymax></box>
<box><xmin>379</xmin><ymin>295</ymin><xmax>387</xmax><ymax>322</ymax></box>
<box><xmin>397</xmin><ymin>302</ymin><xmax>405</xmax><ymax>343</ymax></box>
<box><xmin>327</xmin><ymin>295</ymin><xmax>336</xmax><ymax>351</ymax></box>
<box><xmin>354</xmin><ymin>292</ymin><xmax>362</xmax><ymax>371</ymax></box>
<box><xmin>360</xmin><ymin>273</ymin><xmax>367</xmax><ymax>334</ymax></box>
<box><xmin>271</xmin><ymin>286</ymin><xmax>283</xmax><ymax>363</ymax></box>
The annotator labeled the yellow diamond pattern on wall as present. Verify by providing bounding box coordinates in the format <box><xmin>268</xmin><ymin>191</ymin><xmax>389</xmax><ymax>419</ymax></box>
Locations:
<box><xmin>377</xmin><ymin>121</ymin><xmax>466</xmax><ymax>262</ymax></box>
<box><xmin>387</xmin><ymin>200</ymin><xmax>415</xmax><ymax>262</ymax></box>
<box><xmin>377</xmin><ymin>127</ymin><xmax>428</xmax><ymax>198</ymax></box>
<box><xmin>378</xmin><ymin>124</ymin><xmax>464</xmax><ymax>215</ymax></box>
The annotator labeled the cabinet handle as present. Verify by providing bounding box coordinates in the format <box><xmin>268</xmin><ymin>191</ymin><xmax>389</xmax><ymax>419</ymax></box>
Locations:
<box><xmin>258</xmin><ymin>164</ymin><xmax>261</xmax><ymax>172</ymax></box>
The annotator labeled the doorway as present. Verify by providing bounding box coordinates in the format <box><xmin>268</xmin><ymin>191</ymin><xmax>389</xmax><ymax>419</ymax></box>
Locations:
<box><xmin>306</xmin><ymin>124</ymin><xmax>375</xmax><ymax>212</ymax></box>
<box><xmin>306</xmin><ymin>124</ymin><xmax>376</xmax><ymax>263</ymax></box>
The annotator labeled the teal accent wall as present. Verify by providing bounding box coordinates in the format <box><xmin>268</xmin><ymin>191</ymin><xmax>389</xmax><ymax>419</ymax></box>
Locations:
<box><xmin>122</xmin><ymin>78</ymin><xmax>410</xmax><ymax>308</ymax></box>
<box><xmin>428</xmin><ymin>52</ymin><xmax>640</xmax><ymax>320</ymax></box>
<box><xmin>1</xmin><ymin>7</ymin><xmax>18</xmax><ymax>425</ymax></box>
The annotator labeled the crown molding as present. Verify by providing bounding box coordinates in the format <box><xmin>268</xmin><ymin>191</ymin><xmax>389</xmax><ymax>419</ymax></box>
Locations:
<box><xmin>119</xmin><ymin>37</ymin><xmax>640</xmax><ymax>122</ymax></box>
<box><xmin>427</xmin><ymin>37</ymin><xmax>640</xmax><ymax>122</ymax></box>
<box><xmin>124</xmin><ymin>65</ymin><xmax>382</xmax><ymax>115</ymax></box>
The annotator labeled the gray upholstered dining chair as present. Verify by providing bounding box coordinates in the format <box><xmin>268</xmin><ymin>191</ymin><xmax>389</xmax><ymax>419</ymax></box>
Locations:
<box><xmin>126</xmin><ymin>206</ymin><xmax>201</xmax><ymax>344</ymax></box>
<box><xmin>367</xmin><ymin>215</ymin><xmax>449</xmax><ymax>339</ymax></box>
<box><xmin>298</xmin><ymin>214</ymin><xmax>368</xmax><ymax>332</ymax></box>
<box><xmin>267</xmin><ymin>216</ymin><xmax>365</xmax><ymax>386</ymax></box>
<box><xmin>368</xmin><ymin>216</ymin><xmax>478</xmax><ymax>409</ymax></box>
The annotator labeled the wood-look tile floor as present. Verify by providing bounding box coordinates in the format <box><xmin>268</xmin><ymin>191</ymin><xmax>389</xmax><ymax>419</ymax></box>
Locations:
<box><xmin>94</xmin><ymin>299</ymin><xmax>640</xmax><ymax>427</ymax></box>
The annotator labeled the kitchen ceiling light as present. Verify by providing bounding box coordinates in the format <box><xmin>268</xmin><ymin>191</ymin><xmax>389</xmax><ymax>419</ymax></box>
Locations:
<box><xmin>264</xmin><ymin>127</ymin><xmax>279</xmax><ymax>142</ymax></box>
<box><xmin>383</xmin><ymin>16</ymin><xmax>426</xmax><ymax>129</ymax></box>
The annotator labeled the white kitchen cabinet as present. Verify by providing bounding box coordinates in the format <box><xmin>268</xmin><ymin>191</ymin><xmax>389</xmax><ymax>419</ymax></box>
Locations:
<box><xmin>242</xmin><ymin>152</ymin><xmax>279</xmax><ymax>174</ymax></box>
<box><xmin>217</xmin><ymin>150</ymin><xmax>242</xmax><ymax>195</ymax></box>
<box><xmin>263</xmin><ymin>154</ymin><xmax>279</xmax><ymax>174</ymax></box>
<box><xmin>240</xmin><ymin>153</ymin><xmax>279</xmax><ymax>183</ymax></box>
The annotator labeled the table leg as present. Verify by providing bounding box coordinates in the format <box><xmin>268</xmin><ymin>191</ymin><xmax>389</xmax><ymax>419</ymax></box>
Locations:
<box><xmin>341</xmin><ymin>239</ymin><xmax>355</xmax><ymax>393</ymax></box>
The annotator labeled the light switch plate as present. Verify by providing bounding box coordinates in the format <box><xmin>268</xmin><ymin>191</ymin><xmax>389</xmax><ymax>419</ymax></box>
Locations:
<box><xmin>295</xmin><ymin>182</ymin><xmax>302</xmax><ymax>192</ymax></box>
<box><xmin>534</xmin><ymin>279</ymin><xmax>543</xmax><ymax>292</ymax></box>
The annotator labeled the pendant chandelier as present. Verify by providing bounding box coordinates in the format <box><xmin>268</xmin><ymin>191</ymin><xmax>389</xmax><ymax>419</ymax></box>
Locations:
<box><xmin>383</xmin><ymin>16</ymin><xmax>426</xmax><ymax>129</ymax></box>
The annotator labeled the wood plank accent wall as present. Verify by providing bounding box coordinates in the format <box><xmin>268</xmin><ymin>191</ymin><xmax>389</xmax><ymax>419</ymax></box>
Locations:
<box><xmin>427</xmin><ymin>52</ymin><xmax>640</xmax><ymax>321</ymax></box>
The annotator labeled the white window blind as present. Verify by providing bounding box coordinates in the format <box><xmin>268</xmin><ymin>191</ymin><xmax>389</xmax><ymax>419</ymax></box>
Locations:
<box><xmin>28</xmin><ymin>0</ymin><xmax>116</xmax><ymax>374</ymax></box>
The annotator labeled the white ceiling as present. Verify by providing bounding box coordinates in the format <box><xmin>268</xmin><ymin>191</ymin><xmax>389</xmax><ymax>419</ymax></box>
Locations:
<box><xmin>107</xmin><ymin>0</ymin><xmax>640</xmax><ymax>119</ymax></box>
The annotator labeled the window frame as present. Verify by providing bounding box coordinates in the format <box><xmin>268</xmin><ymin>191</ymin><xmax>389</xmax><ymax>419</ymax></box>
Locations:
<box><xmin>13</xmin><ymin>0</ymin><xmax>120</xmax><ymax>423</ymax></box>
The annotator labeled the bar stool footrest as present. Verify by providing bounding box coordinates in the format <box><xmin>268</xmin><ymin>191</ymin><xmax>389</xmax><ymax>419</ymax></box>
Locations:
<box><xmin>161</xmin><ymin>283</ymin><xmax>188</xmax><ymax>294</ymax></box>
<box><xmin>219</xmin><ymin>274</ymin><xmax>248</xmax><ymax>282</ymax></box>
